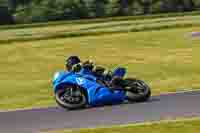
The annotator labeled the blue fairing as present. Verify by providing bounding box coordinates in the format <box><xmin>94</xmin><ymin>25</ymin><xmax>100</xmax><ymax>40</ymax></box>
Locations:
<box><xmin>52</xmin><ymin>70</ymin><xmax>127</xmax><ymax>106</ymax></box>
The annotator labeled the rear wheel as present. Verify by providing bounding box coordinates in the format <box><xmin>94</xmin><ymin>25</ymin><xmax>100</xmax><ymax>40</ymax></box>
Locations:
<box><xmin>55</xmin><ymin>84</ymin><xmax>87</xmax><ymax>110</ymax></box>
<box><xmin>125</xmin><ymin>78</ymin><xmax>151</xmax><ymax>102</ymax></box>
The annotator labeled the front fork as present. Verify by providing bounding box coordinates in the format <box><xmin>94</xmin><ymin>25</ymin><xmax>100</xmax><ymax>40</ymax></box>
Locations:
<box><xmin>64</xmin><ymin>87</ymin><xmax>82</xmax><ymax>102</ymax></box>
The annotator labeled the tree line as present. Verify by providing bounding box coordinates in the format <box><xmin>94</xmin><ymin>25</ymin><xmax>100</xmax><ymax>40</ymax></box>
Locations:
<box><xmin>0</xmin><ymin>0</ymin><xmax>200</xmax><ymax>25</ymax></box>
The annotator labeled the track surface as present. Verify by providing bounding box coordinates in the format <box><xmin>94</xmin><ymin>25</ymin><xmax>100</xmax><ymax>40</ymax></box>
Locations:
<box><xmin>1</xmin><ymin>91</ymin><xmax>200</xmax><ymax>133</ymax></box>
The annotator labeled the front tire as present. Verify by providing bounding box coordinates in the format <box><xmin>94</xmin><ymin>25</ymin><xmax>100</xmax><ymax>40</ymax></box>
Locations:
<box><xmin>125</xmin><ymin>78</ymin><xmax>151</xmax><ymax>102</ymax></box>
<box><xmin>55</xmin><ymin>84</ymin><xmax>87</xmax><ymax>110</ymax></box>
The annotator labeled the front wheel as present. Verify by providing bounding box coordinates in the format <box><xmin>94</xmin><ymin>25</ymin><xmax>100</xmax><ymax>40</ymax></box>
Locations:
<box><xmin>125</xmin><ymin>78</ymin><xmax>151</xmax><ymax>102</ymax></box>
<box><xmin>55</xmin><ymin>84</ymin><xmax>87</xmax><ymax>110</ymax></box>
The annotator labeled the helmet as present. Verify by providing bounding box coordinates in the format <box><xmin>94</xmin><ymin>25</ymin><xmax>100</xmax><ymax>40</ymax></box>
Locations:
<box><xmin>65</xmin><ymin>56</ymin><xmax>81</xmax><ymax>71</ymax></box>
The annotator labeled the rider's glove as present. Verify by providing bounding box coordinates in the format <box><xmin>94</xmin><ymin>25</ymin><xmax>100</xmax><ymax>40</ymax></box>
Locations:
<box><xmin>71</xmin><ymin>63</ymin><xmax>82</xmax><ymax>72</ymax></box>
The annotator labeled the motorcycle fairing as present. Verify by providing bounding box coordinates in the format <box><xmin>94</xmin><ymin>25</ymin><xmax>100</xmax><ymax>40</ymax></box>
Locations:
<box><xmin>53</xmin><ymin>71</ymin><xmax>126</xmax><ymax>106</ymax></box>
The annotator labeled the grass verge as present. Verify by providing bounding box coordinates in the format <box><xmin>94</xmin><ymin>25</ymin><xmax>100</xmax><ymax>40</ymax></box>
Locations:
<box><xmin>0</xmin><ymin>14</ymin><xmax>200</xmax><ymax>43</ymax></box>
<box><xmin>0</xmin><ymin>26</ymin><xmax>199</xmax><ymax>110</ymax></box>
<box><xmin>43</xmin><ymin>117</ymin><xmax>200</xmax><ymax>133</ymax></box>
<box><xmin>1</xmin><ymin>10</ymin><xmax>200</xmax><ymax>30</ymax></box>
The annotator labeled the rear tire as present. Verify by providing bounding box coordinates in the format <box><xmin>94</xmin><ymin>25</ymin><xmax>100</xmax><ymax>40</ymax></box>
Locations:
<box><xmin>55</xmin><ymin>84</ymin><xmax>87</xmax><ymax>110</ymax></box>
<box><xmin>125</xmin><ymin>78</ymin><xmax>151</xmax><ymax>102</ymax></box>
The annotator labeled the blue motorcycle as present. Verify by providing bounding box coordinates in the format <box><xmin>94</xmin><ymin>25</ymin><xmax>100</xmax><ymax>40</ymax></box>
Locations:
<box><xmin>52</xmin><ymin>67</ymin><xmax>151</xmax><ymax>110</ymax></box>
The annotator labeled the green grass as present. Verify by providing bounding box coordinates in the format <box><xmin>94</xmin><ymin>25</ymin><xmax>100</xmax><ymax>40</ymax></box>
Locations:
<box><xmin>45</xmin><ymin>118</ymin><xmax>200</xmax><ymax>133</ymax></box>
<box><xmin>0</xmin><ymin>25</ymin><xmax>200</xmax><ymax>110</ymax></box>
<box><xmin>0</xmin><ymin>14</ymin><xmax>200</xmax><ymax>43</ymax></box>
<box><xmin>1</xmin><ymin>10</ymin><xmax>200</xmax><ymax>30</ymax></box>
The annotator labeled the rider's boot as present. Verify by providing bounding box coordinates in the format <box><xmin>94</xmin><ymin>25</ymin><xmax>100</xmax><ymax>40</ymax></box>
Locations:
<box><xmin>109</xmin><ymin>76</ymin><xmax>124</xmax><ymax>90</ymax></box>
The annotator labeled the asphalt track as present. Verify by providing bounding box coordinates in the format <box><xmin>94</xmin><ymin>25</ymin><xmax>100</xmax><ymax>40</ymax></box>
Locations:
<box><xmin>1</xmin><ymin>91</ymin><xmax>200</xmax><ymax>133</ymax></box>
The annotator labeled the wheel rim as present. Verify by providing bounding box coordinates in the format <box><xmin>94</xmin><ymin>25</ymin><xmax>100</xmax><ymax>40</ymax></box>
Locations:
<box><xmin>134</xmin><ymin>81</ymin><xmax>148</xmax><ymax>95</ymax></box>
<box><xmin>56</xmin><ymin>85</ymin><xmax>86</xmax><ymax>107</ymax></box>
<box><xmin>127</xmin><ymin>80</ymin><xmax>150</xmax><ymax>98</ymax></box>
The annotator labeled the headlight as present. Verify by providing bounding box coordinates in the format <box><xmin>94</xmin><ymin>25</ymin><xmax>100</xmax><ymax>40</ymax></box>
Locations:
<box><xmin>53</xmin><ymin>72</ymin><xmax>60</xmax><ymax>82</ymax></box>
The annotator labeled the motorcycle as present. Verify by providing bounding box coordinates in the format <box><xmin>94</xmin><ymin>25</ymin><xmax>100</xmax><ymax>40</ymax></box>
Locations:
<box><xmin>52</xmin><ymin>67</ymin><xmax>151</xmax><ymax>110</ymax></box>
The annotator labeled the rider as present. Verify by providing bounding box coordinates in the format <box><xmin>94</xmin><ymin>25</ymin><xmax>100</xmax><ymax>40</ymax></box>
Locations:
<box><xmin>65</xmin><ymin>56</ymin><xmax>110</xmax><ymax>78</ymax></box>
<box><xmin>65</xmin><ymin>56</ymin><xmax>125</xmax><ymax>88</ymax></box>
